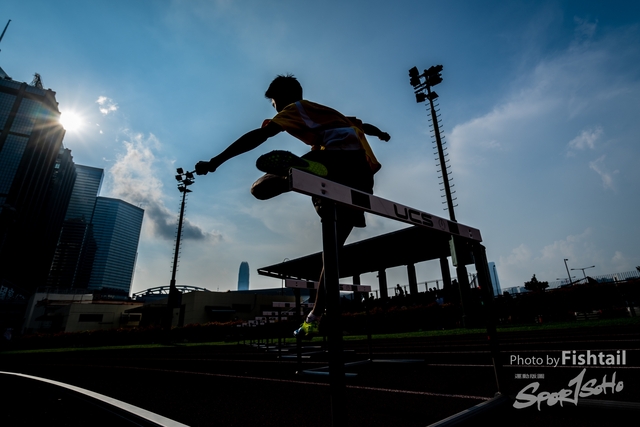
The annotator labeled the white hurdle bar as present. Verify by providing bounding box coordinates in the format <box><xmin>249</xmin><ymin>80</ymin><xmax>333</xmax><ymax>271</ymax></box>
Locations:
<box><xmin>289</xmin><ymin>168</ymin><xmax>482</xmax><ymax>242</ymax></box>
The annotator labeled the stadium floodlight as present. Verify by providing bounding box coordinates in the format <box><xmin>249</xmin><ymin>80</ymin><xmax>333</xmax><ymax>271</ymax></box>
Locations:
<box><xmin>409</xmin><ymin>64</ymin><xmax>444</xmax><ymax>90</ymax></box>
<box><xmin>409</xmin><ymin>66</ymin><xmax>422</xmax><ymax>87</ymax></box>
<box><xmin>166</xmin><ymin>167</ymin><xmax>195</xmax><ymax>331</ymax></box>
<box><xmin>424</xmin><ymin>65</ymin><xmax>444</xmax><ymax>87</ymax></box>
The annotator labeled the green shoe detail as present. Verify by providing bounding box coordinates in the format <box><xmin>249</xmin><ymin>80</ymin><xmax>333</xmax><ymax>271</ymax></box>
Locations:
<box><xmin>257</xmin><ymin>150</ymin><xmax>328</xmax><ymax>177</ymax></box>
<box><xmin>293</xmin><ymin>320</ymin><xmax>319</xmax><ymax>339</ymax></box>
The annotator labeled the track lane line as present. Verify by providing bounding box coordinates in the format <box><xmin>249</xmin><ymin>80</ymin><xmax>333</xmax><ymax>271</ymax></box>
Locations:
<box><xmin>0</xmin><ymin>371</ymin><xmax>189</xmax><ymax>427</ymax></box>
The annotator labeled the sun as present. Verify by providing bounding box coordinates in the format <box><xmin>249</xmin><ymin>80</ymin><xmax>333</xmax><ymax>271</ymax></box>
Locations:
<box><xmin>59</xmin><ymin>110</ymin><xmax>85</xmax><ymax>132</ymax></box>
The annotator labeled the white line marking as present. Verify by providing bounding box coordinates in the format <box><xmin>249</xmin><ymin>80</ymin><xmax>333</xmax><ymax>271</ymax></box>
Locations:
<box><xmin>0</xmin><ymin>371</ymin><xmax>189</xmax><ymax>427</ymax></box>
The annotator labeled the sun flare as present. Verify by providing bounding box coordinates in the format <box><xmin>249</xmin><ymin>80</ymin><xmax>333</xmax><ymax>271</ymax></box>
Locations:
<box><xmin>59</xmin><ymin>111</ymin><xmax>85</xmax><ymax>132</ymax></box>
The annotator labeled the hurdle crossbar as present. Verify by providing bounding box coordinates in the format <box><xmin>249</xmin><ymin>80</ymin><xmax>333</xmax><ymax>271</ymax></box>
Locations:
<box><xmin>289</xmin><ymin>168</ymin><xmax>481</xmax><ymax>242</ymax></box>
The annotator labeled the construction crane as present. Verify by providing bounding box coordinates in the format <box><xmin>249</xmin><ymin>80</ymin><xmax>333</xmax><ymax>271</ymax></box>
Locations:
<box><xmin>0</xmin><ymin>19</ymin><xmax>10</xmax><ymax>52</ymax></box>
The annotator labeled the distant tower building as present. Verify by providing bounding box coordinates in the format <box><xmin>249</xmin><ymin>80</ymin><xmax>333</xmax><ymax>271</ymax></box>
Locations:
<box><xmin>87</xmin><ymin>197</ymin><xmax>143</xmax><ymax>295</ymax></box>
<box><xmin>64</xmin><ymin>165</ymin><xmax>103</xmax><ymax>221</ymax></box>
<box><xmin>48</xmin><ymin>167</ymin><xmax>143</xmax><ymax>296</ymax></box>
<box><xmin>0</xmin><ymin>67</ymin><xmax>72</xmax><ymax>296</ymax></box>
<box><xmin>238</xmin><ymin>261</ymin><xmax>249</xmax><ymax>291</ymax></box>
<box><xmin>488</xmin><ymin>262</ymin><xmax>502</xmax><ymax>296</ymax></box>
<box><xmin>47</xmin><ymin>165</ymin><xmax>104</xmax><ymax>289</ymax></box>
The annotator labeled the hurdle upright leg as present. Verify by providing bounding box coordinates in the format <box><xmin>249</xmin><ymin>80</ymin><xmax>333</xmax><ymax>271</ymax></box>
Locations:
<box><xmin>295</xmin><ymin>288</ymin><xmax>302</xmax><ymax>370</ymax></box>
<box><xmin>321</xmin><ymin>200</ymin><xmax>346</xmax><ymax>427</ymax></box>
<box><xmin>473</xmin><ymin>243</ymin><xmax>505</xmax><ymax>394</ymax></box>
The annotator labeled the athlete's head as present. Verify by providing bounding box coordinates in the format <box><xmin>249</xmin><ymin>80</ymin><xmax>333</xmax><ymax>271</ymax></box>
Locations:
<box><xmin>265</xmin><ymin>74</ymin><xmax>302</xmax><ymax>111</ymax></box>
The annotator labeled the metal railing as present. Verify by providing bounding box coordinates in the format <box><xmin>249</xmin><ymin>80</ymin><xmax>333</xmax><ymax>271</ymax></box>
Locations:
<box><xmin>380</xmin><ymin>270</ymin><xmax>639</xmax><ymax>298</ymax></box>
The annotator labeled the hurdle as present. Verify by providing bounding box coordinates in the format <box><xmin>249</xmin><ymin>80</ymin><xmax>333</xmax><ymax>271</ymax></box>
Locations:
<box><xmin>285</xmin><ymin>278</ymin><xmax>424</xmax><ymax>376</ymax></box>
<box><xmin>283</xmin><ymin>278</ymin><xmax>369</xmax><ymax>369</ymax></box>
<box><xmin>286</xmin><ymin>168</ymin><xmax>504</xmax><ymax>427</ymax></box>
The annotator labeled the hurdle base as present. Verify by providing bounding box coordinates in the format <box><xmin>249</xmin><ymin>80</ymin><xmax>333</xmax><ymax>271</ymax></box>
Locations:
<box><xmin>426</xmin><ymin>393</ymin><xmax>510</xmax><ymax>427</ymax></box>
<box><xmin>298</xmin><ymin>370</ymin><xmax>359</xmax><ymax>378</ymax></box>
<box><xmin>297</xmin><ymin>357</ymin><xmax>424</xmax><ymax>377</ymax></box>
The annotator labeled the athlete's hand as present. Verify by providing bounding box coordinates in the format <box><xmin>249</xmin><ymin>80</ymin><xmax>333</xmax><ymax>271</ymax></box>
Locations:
<box><xmin>379</xmin><ymin>132</ymin><xmax>391</xmax><ymax>142</ymax></box>
<box><xmin>195</xmin><ymin>160</ymin><xmax>215</xmax><ymax>175</ymax></box>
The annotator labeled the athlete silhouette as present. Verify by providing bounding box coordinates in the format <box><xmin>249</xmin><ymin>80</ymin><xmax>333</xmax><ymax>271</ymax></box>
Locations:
<box><xmin>195</xmin><ymin>74</ymin><xmax>390</xmax><ymax>337</ymax></box>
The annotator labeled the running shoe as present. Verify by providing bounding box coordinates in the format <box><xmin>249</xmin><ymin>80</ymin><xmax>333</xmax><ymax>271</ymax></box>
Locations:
<box><xmin>250</xmin><ymin>174</ymin><xmax>289</xmax><ymax>200</ymax></box>
<box><xmin>256</xmin><ymin>150</ymin><xmax>328</xmax><ymax>177</ymax></box>
<box><xmin>293</xmin><ymin>319</ymin><xmax>319</xmax><ymax>339</ymax></box>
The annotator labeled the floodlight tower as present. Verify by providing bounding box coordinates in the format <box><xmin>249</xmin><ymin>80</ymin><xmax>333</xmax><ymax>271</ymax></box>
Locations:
<box><xmin>409</xmin><ymin>65</ymin><xmax>474</xmax><ymax>326</ymax></box>
<box><xmin>409</xmin><ymin>65</ymin><xmax>457</xmax><ymax>220</ymax></box>
<box><xmin>166</xmin><ymin>168</ymin><xmax>195</xmax><ymax>329</ymax></box>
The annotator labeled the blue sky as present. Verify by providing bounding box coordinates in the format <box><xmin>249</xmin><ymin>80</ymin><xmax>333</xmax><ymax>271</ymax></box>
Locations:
<box><xmin>3</xmin><ymin>0</ymin><xmax>640</xmax><ymax>294</ymax></box>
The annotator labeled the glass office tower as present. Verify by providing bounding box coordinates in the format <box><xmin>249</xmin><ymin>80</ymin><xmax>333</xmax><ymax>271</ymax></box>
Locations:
<box><xmin>88</xmin><ymin>197</ymin><xmax>143</xmax><ymax>295</ymax></box>
<box><xmin>47</xmin><ymin>165</ymin><xmax>104</xmax><ymax>289</ymax></box>
<box><xmin>65</xmin><ymin>165</ymin><xmax>103</xmax><ymax>221</ymax></box>
<box><xmin>0</xmin><ymin>66</ymin><xmax>70</xmax><ymax>296</ymax></box>
<box><xmin>238</xmin><ymin>261</ymin><xmax>250</xmax><ymax>291</ymax></box>
<box><xmin>488</xmin><ymin>262</ymin><xmax>502</xmax><ymax>296</ymax></box>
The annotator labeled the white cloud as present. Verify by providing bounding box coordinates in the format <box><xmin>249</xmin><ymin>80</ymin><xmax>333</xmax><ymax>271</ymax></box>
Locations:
<box><xmin>106</xmin><ymin>131</ymin><xmax>222</xmax><ymax>243</ymax></box>
<box><xmin>539</xmin><ymin>228</ymin><xmax>593</xmax><ymax>261</ymax></box>
<box><xmin>239</xmin><ymin>195</ymin><xmax>320</xmax><ymax>248</ymax></box>
<box><xmin>572</xmin><ymin>17</ymin><xmax>598</xmax><ymax>45</ymax></box>
<box><xmin>499</xmin><ymin>244</ymin><xmax>533</xmax><ymax>267</ymax></box>
<box><xmin>449</xmin><ymin>95</ymin><xmax>556</xmax><ymax>171</ymax></box>
<box><xmin>611</xmin><ymin>251</ymin><xmax>627</xmax><ymax>269</ymax></box>
<box><xmin>568</xmin><ymin>126</ymin><xmax>602</xmax><ymax>153</ymax></box>
<box><xmin>498</xmin><ymin>230</ymin><xmax>602</xmax><ymax>288</ymax></box>
<box><xmin>449</xmin><ymin>18</ymin><xmax>640</xmax><ymax>177</ymax></box>
<box><xmin>96</xmin><ymin>96</ymin><xmax>118</xmax><ymax>115</ymax></box>
<box><xmin>589</xmin><ymin>155</ymin><xmax>617</xmax><ymax>191</ymax></box>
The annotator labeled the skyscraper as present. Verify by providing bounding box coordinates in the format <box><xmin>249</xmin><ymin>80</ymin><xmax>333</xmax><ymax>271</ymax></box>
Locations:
<box><xmin>0</xmin><ymin>67</ymin><xmax>71</xmax><ymax>296</ymax></box>
<box><xmin>87</xmin><ymin>197</ymin><xmax>143</xmax><ymax>295</ymax></box>
<box><xmin>47</xmin><ymin>166</ymin><xmax>144</xmax><ymax>295</ymax></box>
<box><xmin>488</xmin><ymin>262</ymin><xmax>502</xmax><ymax>296</ymax></box>
<box><xmin>47</xmin><ymin>165</ymin><xmax>104</xmax><ymax>289</ymax></box>
<box><xmin>64</xmin><ymin>165</ymin><xmax>103</xmax><ymax>221</ymax></box>
<box><xmin>238</xmin><ymin>261</ymin><xmax>249</xmax><ymax>291</ymax></box>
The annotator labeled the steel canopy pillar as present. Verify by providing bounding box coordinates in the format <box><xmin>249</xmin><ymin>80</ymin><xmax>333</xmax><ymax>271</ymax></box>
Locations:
<box><xmin>378</xmin><ymin>269</ymin><xmax>388</xmax><ymax>300</ymax></box>
<box><xmin>407</xmin><ymin>263</ymin><xmax>418</xmax><ymax>295</ymax></box>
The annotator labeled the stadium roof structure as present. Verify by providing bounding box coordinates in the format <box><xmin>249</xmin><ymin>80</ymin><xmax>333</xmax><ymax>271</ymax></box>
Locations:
<box><xmin>257</xmin><ymin>225</ymin><xmax>454</xmax><ymax>282</ymax></box>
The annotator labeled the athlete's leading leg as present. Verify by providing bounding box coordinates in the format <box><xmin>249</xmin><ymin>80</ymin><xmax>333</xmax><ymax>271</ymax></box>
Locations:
<box><xmin>295</xmin><ymin>220</ymin><xmax>353</xmax><ymax>337</ymax></box>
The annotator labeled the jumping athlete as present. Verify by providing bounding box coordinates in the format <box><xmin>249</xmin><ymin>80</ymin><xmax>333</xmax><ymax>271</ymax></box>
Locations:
<box><xmin>195</xmin><ymin>74</ymin><xmax>390</xmax><ymax>337</ymax></box>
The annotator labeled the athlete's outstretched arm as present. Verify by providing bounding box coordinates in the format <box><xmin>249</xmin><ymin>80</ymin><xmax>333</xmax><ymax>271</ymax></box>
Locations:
<box><xmin>361</xmin><ymin>123</ymin><xmax>391</xmax><ymax>142</ymax></box>
<box><xmin>195</xmin><ymin>121</ymin><xmax>282</xmax><ymax>175</ymax></box>
<box><xmin>347</xmin><ymin>116</ymin><xmax>390</xmax><ymax>142</ymax></box>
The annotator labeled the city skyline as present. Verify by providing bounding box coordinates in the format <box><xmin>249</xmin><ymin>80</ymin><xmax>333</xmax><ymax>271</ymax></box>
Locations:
<box><xmin>47</xmin><ymin>163</ymin><xmax>143</xmax><ymax>295</ymax></box>
<box><xmin>2</xmin><ymin>1</ymin><xmax>639</xmax><ymax>294</ymax></box>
